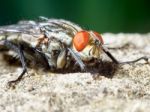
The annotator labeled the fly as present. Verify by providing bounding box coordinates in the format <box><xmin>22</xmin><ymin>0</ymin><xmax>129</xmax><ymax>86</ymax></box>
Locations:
<box><xmin>0</xmin><ymin>16</ymin><xmax>149</xmax><ymax>86</ymax></box>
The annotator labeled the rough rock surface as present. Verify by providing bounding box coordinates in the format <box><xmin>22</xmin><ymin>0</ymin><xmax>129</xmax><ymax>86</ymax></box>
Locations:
<box><xmin>0</xmin><ymin>33</ymin><xmax>150</xmax><ymax>112</ymax></box>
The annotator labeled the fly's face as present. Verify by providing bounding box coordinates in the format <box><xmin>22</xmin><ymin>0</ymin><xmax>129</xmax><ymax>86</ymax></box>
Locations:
<box><xmin>73</xmin><ymin>31</ymin><xmax>104</xmax><ymax>61</ymax></box>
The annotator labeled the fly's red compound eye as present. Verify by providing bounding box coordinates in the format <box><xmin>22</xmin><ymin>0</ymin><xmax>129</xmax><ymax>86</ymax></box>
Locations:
<box><xmin>73</xmin><ymin>31</ymin><xmax>89</xmax><ymax>51</ymax></box>
<box><xmin>93</xmin><ymin>32</ymin><xmax>104</xmax><ymax>44</ymax></box>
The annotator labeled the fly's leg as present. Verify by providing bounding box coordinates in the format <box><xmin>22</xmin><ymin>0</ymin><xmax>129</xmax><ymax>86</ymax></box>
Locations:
<box><xmin>102</xmin><ymin>46</ymin><xmax>149</xmax><ymax>64</ymax></box>
<box><xmin>1</xmin><ymin>40</ymin><xmax>27</xmax><ymax>86</ymax></box>
<box><xmin>118</xmin><ymin>56</ymin><xmax>149</xmax><ymax>64</ymax></box>
<box><xmin>102</xmin><ymin>46</ymin><xmax>119</xmax><ymax>64</ymax></box>
<box><xmin>67</xmin><ymin>48</ymin><xmax>86</xmax><ymax>71</ymax></box>
<box><xmin>9</xmin><ymin>48</ymin><xmax>27</xmax><ymax>85</ymax></box>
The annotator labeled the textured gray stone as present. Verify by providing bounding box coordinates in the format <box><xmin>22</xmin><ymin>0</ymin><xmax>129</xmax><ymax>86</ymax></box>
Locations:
<box><xmin>0</xmin><ymin>33</ymin><xmax>150</xmax><ymax>112</ymax></box>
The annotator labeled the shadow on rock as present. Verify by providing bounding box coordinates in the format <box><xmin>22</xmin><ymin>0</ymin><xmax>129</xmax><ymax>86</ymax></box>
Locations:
<box><xmin>51</xmin><ymin>61</ymin><xmax>119</xmax><ymax>79</ymax></box>
<box><xmin>86</xmin><ymin>61</ymin><xmax>119</xmax><ymax>79</ymax></box>
<box><xmin>2</xmin><ymin>53</ymin><xmax>119</xmax><ymax>79</ymax></box>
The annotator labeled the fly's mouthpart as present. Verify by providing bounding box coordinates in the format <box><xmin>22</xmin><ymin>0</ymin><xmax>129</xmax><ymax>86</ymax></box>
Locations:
<box><xmin>89</xmin><ymin>46</ymin><xmax>101</xmax><ymax>58</ymax></box>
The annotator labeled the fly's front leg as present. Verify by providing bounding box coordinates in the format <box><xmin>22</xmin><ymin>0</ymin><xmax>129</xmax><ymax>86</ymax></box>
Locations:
<box><xmin>102</xmin><ymin>46</ymin><xmax>149</xmax><ymax>64</ymax></box>
<box><xmin>67</xmin><ymin>48</ymin><xmax>86</xmax><ymax>71</ymax></box>
<box><xmin>118</xmin><ymin>56</ymin><xmax>149</xmax><ymax>64</ymax></box>
<box><xmin>1</xmin><ymin>40</ymin><xmax>27</xmax><ymax>86</ymax></box>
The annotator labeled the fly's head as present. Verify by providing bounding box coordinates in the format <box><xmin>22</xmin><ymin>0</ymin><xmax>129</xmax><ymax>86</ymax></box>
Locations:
<box><xmin>73</xmin><ymin>31</ymin><xmax>104</xmax><ymax>61</ymax></box>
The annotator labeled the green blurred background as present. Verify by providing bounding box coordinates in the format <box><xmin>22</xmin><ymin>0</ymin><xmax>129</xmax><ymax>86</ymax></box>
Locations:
<box><xmin>0</xmin><ymin>0</ymin><xmax>150</xmax><ymax>33</ymax></box>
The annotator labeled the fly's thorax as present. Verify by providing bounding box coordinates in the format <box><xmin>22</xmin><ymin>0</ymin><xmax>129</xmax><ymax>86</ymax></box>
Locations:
<box><xmin>48</xmin><ymin>40</ymin><xmax>62</xmax><ymax>54</ymax></box>
<box><xmin>46</xmin><ymin>31</ymin><xmax>73</xmax><ymax>46</ymax></box>
<box><xmin>39</xmin><ymin>39</ymin><xmax>62</xmax><ymax>55</ymax></box>
<box><xmin>39</xmin><ymin>19</ymin><xmax>83</xmax><ymax>46</ymax></box>
<box><xmin>45</xmin><ymin>19</ymin><xmax>83</xmax><ymax>34</ymax></box>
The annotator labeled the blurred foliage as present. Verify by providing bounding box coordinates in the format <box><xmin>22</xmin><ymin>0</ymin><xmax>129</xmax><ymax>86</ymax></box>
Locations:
<box><xmin>0</xmin><ymin>0</ymin><xmax>150</xmax><ymax>33</ymax></box>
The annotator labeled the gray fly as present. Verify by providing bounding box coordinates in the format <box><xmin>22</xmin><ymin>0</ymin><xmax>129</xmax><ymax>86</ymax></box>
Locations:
<box><xmin>0</xmin><ymin>17</ymin><xmax>149</xmax><ymax>86</ymax></box>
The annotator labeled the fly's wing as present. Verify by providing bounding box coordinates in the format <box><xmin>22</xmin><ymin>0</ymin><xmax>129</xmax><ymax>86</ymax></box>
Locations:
<box><xmin>0</xmin><ymin>20</ymin><xmax>41</xmax><ymax>36</ymax></box>
<box><xmin>0</xmin><ymin>18</ymin><xmax>83</xmax><ymax>36</ymax></box>
<box><xmin>0</xmin><ymin>20</ymin><xmax>44</xmax><ymax>50</ymax></box>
